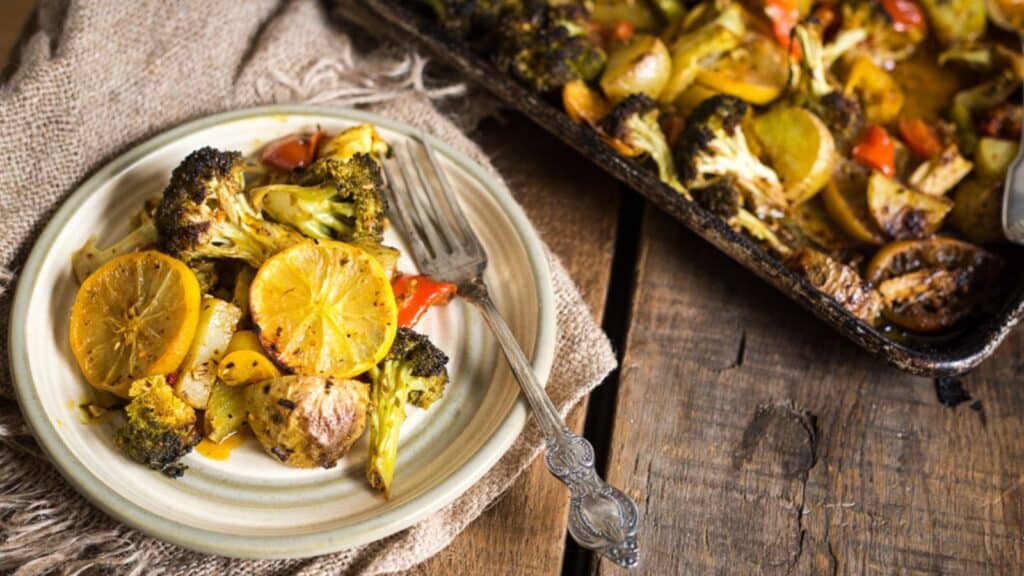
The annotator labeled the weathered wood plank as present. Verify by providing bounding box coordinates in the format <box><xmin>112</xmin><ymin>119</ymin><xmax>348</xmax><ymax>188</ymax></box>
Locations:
<box><xmin>405</xmin><ymin>116</ymin><xmax>620</xmax><ymax>575</ymax></box>
<box><xmin>598</xmin><ymin>205</ymin><xmax>1024</xmax><ymax>576</ymax></box>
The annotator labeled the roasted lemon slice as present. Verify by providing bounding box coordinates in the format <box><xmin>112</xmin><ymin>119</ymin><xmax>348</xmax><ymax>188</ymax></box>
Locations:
<box><xmin>249</xmin><ymin>241</ymin><xmax>397</xmax><ymax>378</ymax></box>
<box><xmin>69</xmin><ymin>251</ymin><xmax>201</xmax><ymax>398</ymax></box>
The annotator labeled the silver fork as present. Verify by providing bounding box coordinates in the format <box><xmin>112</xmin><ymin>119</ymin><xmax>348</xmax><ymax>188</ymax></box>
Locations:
<box><xmin>382</xmin><ymin>137</ymin><xmax>640</xmax><ymax>569</ymax></box>
<box><xmin>1003</xmin><ymin>37</ymin><xmax>1024</xmax><ymax>242</ymax></box>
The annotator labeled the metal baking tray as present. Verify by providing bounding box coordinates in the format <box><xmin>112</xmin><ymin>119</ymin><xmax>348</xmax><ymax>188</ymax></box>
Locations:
<box><xmin>360</xmin><ymin>0</ymin><xmax>1024</xmax><ymax>376</ymax></box>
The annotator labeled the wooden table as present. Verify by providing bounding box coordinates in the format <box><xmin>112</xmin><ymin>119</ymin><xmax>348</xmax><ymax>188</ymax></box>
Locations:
<box><xmin>4</xmin><ymin>3</ymin><xmax>1024</xmax><ymax>574</ymax></box>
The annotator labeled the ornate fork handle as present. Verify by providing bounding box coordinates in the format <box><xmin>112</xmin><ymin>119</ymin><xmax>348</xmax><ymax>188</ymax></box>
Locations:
<box><xmin>460</xmin><ymin>281</ymin><xmax>640</xmax><ymax>569</ymax></box>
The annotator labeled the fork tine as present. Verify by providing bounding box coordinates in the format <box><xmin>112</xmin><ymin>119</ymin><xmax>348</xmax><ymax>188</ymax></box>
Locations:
<box><xmin>405</xmin><ymin>144</ymin><xmax>467</xmax><ymax>254</ymax></box>
<box><xmin>420</xmin><ymin>139</ymin><xmax>484</xmax><ymax>256</ymax></box>
<box><xmin>393</xmin><ymin>141</ymin><xmax>449</xmax><ymax>258</ymax></box>
<box><xmin>382</xmin><ymin>150</ymin><xmax>433</xmax><ymax>265</ymax></box>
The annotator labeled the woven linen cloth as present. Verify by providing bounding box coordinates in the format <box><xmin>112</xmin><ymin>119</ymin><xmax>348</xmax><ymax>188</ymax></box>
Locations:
<box><xmin>0</xmin><ymin>0</ymin><xmax>617</xmax><ymax>574</ymax></box>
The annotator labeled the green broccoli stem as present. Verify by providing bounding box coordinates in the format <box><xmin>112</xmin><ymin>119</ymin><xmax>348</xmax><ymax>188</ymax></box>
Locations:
<box><xmin>366</xmin><ymin>363</ymin><xmax>411</xmax><ymax>498</ymax></box>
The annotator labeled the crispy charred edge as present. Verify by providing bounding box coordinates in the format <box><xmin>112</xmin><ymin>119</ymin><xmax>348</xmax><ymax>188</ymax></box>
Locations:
<box><xmin>675</xmin><ymin>95</ymin><xmax>748</xmax><ymax>184</ymax></box>
<box><xmin>303</xmin><ymin>153</ymin><xmax>389</xmax><ymax>241</ymax></box>
<box><xmin>690</xmin><ymin>177</ymin><xmax>740</xmax><ymax>219</ymax></box>
<box><xmin>387</xmin><ymin>327</ymin><xmax>450</xmax><ymax>379</ymax></box>
<box><xmin>598</xmin><ymin>94</ymin><xmax>658</xmax><ymax>140</ymax></box>
<box><xmin>785</xmin><ymin>248</ymin><xmax>883</xmax><ymax>324</ymax></box>
<box><xmin>155</xmin><ymin>146</ymin><xmax>242</xmax><ymax>255</ymax></box>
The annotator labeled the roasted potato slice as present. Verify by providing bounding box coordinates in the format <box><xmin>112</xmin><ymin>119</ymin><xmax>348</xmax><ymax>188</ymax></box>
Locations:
<box><xmin>974</xmin><ymin>137</ymin><xmax>1019</xmax><ymax>179</ymax></box>
<box><xmin>867</xmin><ymin>172</ymin><xmax>953</xmax><ymax>239</ymax></box>
<box><xmin>950</xmin><ymin>176</ymin><xmax>1005</xmax><ymax>244</ymax></box>
<box><xmin>752</xmin><ymin>106</ymin><xmax>837</xmax><ymax>204</ymax></box>
<box><xmin>174</xmin><ymin>297</ymin><xmax>242</xmax><ymax>409</ymax></box>
<box><xmin>600</xmin><ymin>35</ymin><xmax>672</xmax><ymax>102</ymax></box>
<box><xmin>205</xmin><ymin>381</ymin><xmax>249</xmax><ymax>443</ymax></box>
<box><xmin>866</xmin><ymin>237</ymin><xmax>1001</xmax><ymax>331</ymax></box>
<box><xmin>694</xmin><ymin>36</ymin><xmax>788</xmax><ymax>106</ymax></box>
<box><xmin>822</xmin><ymin>160</ymin><xmax>885</xmax><ymax>245</ymax></box>
<box><xmin>907</xmin><ymin>145</ymin><xmax>973</xmax><ymax>196</ymax></box>
<box><xmin>247</xmin><ymin>375</ymin><xmax>369</xmax><ymax>468</ymax></box>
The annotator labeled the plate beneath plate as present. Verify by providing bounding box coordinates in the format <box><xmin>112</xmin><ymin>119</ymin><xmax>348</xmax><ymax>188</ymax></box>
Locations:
<box><xmin>8</xmin><ymin>106</ymin><xmax>555</xmax><ymax>558</ymax></box>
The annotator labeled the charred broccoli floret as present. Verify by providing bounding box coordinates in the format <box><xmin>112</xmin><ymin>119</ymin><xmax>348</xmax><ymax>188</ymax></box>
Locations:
<box><xmin>675</xmin><ymin>95</ymin><xmax>788</xmax><ymax>218</ymax></box>
<box><xmin>155</xmin><ymin>147</ymin><xmax>304</xmax><ymax>268</ymax></box>
<box><xmin>494</xmin><ymin>3</ymin><xmax>606</xmax><ymax>93</ymax></box>
<box><xmin>422</xmin><ymin>0</ymin><xmax>522</xmax><ymax>39</ymax></box>
<box><xmin>72</xmin><ymin>200</ymin><xmax>159</xmax><ymax>283</ymax></box>
<box><xmin>366</xmin><ymin>328</ymin><xmax>449</xmax><ymax>497</ymax></box>
<box><xmin>114</xmin><ymin>376</ymin><xmax>201</xmax><ymax>476</ymax></box>
<box><xmin>691</xmin><ymin>177</ymin><xmax>791</xmax><ymax>256</ymax></box>
<box><xmin>600</xmin><ymin>94</ymin><xmax>684</xmax><ymax>193</ymax></box>
<box><xmin>790</xmin><ymin>23</ymin><xmax>864</xmax><ymax>148</ymax></box>
<box><xmin>251</xmin><ymin>154</ymin><xmax>388</xmax><ymax>243</ymax></box>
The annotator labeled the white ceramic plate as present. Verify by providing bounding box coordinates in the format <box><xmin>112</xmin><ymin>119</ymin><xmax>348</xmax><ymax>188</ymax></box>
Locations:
<box><xmin>8</xmin><ymin>107</ymin><xmax>555</xmax><ymax>558</ymax></box>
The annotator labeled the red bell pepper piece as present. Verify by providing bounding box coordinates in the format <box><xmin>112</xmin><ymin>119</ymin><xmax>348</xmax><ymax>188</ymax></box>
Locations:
<box><xmin>853</xmin><ymin>125</ymin><xmax>896</xmax><ymax>177</ymax></box>
<box><xmin>765</xmin><ymin>0</ymin><xmax>801</xmax><ymax>54</ymax></box>
<box><xmin>898</xmin><ymin>118</ymin><xmax>943</xmax><ymax>160</ymax></box>
<box><xmin>260</xmin><ymin>130</ymin><xmax>326</xmax><ymax>171</ymax></box>
<box><xmin>391</xmin><ymin>274</ymin><xmax>457</xmax><ymax>328</ymax></box>
<box><xmin>880</xmin><ymin>0</ymin><xmax>927</xmax><ymax>33</ymax></box>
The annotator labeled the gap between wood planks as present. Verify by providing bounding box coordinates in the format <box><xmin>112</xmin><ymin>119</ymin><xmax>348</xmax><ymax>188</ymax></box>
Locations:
<box><xmin>560</xmin><ymin>188</ymin><xmax>646</xmax><ymax>576</ymax></box>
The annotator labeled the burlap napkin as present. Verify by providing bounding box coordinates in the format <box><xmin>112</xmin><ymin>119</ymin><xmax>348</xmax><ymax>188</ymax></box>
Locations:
<box><xmin>0</xmin><ymin>1</ymin><xmax>616</xmax><ymax>574</ymax></box>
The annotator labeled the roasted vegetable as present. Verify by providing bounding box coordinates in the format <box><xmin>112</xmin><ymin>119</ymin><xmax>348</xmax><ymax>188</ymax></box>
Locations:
<box><xmin>204</xmin><ymin>381</ymin><xmax>249</xmax><ymax>443</ymax></box>
<box><xmin>843</xmin><ymin>55</ymin><xmax>905</xmax><ymax>125</ymax></box>
<box><xmin>174</xmin><ymin>297</ymin><xmax>241</xmax><ymax>410</ymax></box>
<box><xmin>155</xmin><ymin>147</ymin><xmax>305</xmax><ymax>268</ymax></box>
<box><xmin>494</xmin><ymin>3</ymin><xmax>606</xmax><ymax>93</ymax></box>
<box><xmin>318</xmin><ymin>124</ymin><xmax>390</xmax><ymax>163</ymax></box>
<box><xmin>789</xmin><ymin>23</ymin><xmax>865</xmax><ymax>148</ymax></box>
<box><xmin>694</xmin><ymin>35</ymin><xmax>789</xmax><ymax>106</ymax></box>
<box><xmin>600</xmin><ymin>34</ymin><xmax>671</xmax><ymax>101</ymax></box>
<box><xmin>918</xmin><ymin>0</ymin><xmax>987</xmax><ymax>47</ymax></box>
<box><xmin>420</xmin><ymin>0</ymin><xmax>522</xmax><ymax>39</ymax></box>
<box><xmin>951</xmin><ymin>74</ymin><xmax>1021</xmax><ymax>155</ymax></box>
<box><xmin>676</xmin><ymin>95</ymin><xmax>788</xmax><ymax>217</ymax></box>
<box><xmin>366</xmin><ymin>328</ymin><xmax>450</xmax><ymax>497</ymax></box>
<box><xmin>659</xmin><ymin>4</ymin><xmax>744</xmax><ymax>104</ymax></box>
<box><xmin>563</xmin><ymin>79</ymin><xmax>611</xmax><ymax>126</ymax></box>
<box><xmin>218</xmin><ymin>350</ymin><xmax>281</xmax><ymax>386</ymax></box>
<box><xmin>72</xmin><ymin>201</ymin><xmax>158</xmax><ymax>283</ymax></box>
<box><xmin>907</xmin><ymin>145</ymin><xmax>973</xmax><ymax>196</ymax></box>
<box><xmin>750</xmin><ymin>106</ymin><xmax>837</xmax><ymax>204</ymax></box>
<box><xmin>786</xmin><ymin>247</ymin><xmax>883</xmax><ymax>324</ymax></box>
<box><xmin>867</xmin><ymin>172</ymin><xmax>953</xmax><ymax>239</ymax></box>
<box><xmin>950</xmin><ymin>176</ymin><xmax>1005</xmax><ymax>243</ymax></box>
<box><xmin>115</xmin><ymin>376</ymin><xmax>201</xmax><ymax>475</ymax></box>
<box><xmin>250</xmin><ymin>153</ymin><xmax>388</xmax><ymax>243</ymax></box>
<box><xmin>600</xmin><ymin>94</ymin><xmax>684</xmax><ymax>191</ymax></box>
<box><xmin>247</xmin><ymin>375</ymin><xmax>370</xmax><ymax>468</ymax></box>
<box><xmin>821</xmin><ymin>159</ymin><xmax>885</xmax><ymax>245</ymax></box>
<box><xmin>866</xmin><ymin>237</ymin><xmax>1001</xmax><ymax>331</ymax></box>
<box><xmin>974</xmin><ymin>137</ymin><xmax>1020</xmax><ymax>178</ymax></box>
<box><xmin>690</xmin><ymin>177</ymin><xmax>791</xmax><ymax>255</ymax></box>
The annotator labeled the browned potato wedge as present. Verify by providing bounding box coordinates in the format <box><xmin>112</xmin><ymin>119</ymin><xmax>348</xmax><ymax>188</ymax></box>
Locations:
<box><xmin>867</xmin><ymin>172</ymin><xmax>953</xmax><ymax>239</ymax></box>
<box><xmin>205</xmin><ymin>382</ymin><xmax>249</xmax><ymax>443</ymax></box>
<box><xmin>907</xmin><ymin>145</ymin><xmax>973</xmax><ymax>196</ymax></box>
<box><xmin>950</xmin><ymin>176</ymin><xmax>1005</xmax><ymax>244</ymax></box>
<box><xmin>247</xmin><ymin>375</ymin><xmax>369</xmax><ymax>468</ymax></box>
<box><xmin>751</xmin><ymin>106</ymin><xmax>837</xmax><ymax>204</ymax></box>
<box><xmin>975</xmin><ymin>138</ymin><xmax>1019</xmax><ymax>179</ymax></box>
<box><xmin>600</xmin><ymin>35</ymin><xmax>672</xmax><ymax>102</ymax></box>
<box><xmin>174</xmin><ymin>297</ymin><xmax>242</xmax><ymax>409</ymax></box>
<box><xmin>821</xmin><ymin>161</ymin><xmax>885</xmax><ymax>245</ymax></box>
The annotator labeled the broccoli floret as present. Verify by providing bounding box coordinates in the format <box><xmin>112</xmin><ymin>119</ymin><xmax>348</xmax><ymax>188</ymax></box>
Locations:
<box><xmin>114</xmin><ymin>376</ymin><xmax>201</xmax><ymax>475</ymax></box>
<box><xmin>675</xmin><ymin>95</ymin><xmax>788</xmax><ymax>218</ymax></box>
<box><xmin>251</xmin><ymin>154</ymin><xmax>388</xmax><ymax>243</ymax></box>
<box><xmin>72</xmin><ymin>200</ymin><xmax>158</xmax><ymax>283</ymax></box>
<box><xmin>366</xmin><ymin>328</ymin><xmax>449</xmax><ymax>497</ymax></box>
<box><xmin>600</xmin><ymin>95</ymin><xmax>685</xmax><ymax>193</ymax></box>
<box><xmin>422</xmin><ymin>0</ymin><xmax>522</xmax><ymax>39</ymax></box>
<box><xmin>494</xmin><ymin>3</ymin><xmax>606</xmax><ymax>93</ymax></box>
<box><xmin>691</xmin><ymin>177</ymin><xmax>791</xmax><ymax>256</ymax></box>
<box><xmin>790</xmin><ymin>23</ymin><xmax>864</xmax><ymax>148</ymax></box>
<box><xmin>155</xmin><ymin>147</ymin><xmax>305</xmax><ymax>268</ymax></box>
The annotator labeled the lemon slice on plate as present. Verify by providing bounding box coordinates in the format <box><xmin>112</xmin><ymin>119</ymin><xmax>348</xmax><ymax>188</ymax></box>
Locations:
<box><xmin>69</xmin><ymin>250</ymin><xmax>202</xmax><ymax>398</ymax></box>
<box><xmin>250</xmin><ymin>241</ymin><xmax>397</xmax><ymax>378</ymax></box>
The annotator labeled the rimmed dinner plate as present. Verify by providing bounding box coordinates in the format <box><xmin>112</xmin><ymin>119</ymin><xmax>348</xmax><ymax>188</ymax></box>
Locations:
<box><xmin>8</xmin><ymin>106</ymin><xmax>556</xmax><ymax>558</ymax></box>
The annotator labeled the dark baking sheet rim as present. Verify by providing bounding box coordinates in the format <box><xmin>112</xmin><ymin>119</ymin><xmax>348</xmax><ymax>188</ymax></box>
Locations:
<box><xmin>360</xmin><ymin>0</ymin><xmax>1024</xmax><ymax>376</ymax></box>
